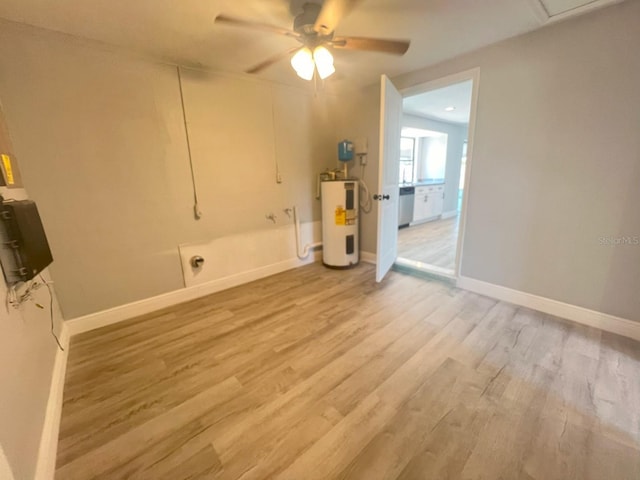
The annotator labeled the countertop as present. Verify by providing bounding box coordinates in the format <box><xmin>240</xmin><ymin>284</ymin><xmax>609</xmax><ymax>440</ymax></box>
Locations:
<box><xmin>399</xmin><ymin>179</ymin><xmax>445</xmax><ymax>188</ymax></box>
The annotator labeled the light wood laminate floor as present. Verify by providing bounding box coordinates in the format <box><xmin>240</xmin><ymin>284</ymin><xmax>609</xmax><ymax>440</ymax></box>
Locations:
<box><xmin>397</xmin><ymin>216</ymin><xmax>459</xmax><ymax>271</ymax></box>
<box><xmin>57</xmin><ymin>263</ymin><xmax>640</xmax><ymax>479</ymax></box>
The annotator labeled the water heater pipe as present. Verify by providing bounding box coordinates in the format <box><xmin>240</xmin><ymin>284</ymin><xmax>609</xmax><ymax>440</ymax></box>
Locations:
<box><xmin>293</xmin><ymin>206</ymin><xmax>322</xmax><ymax>260</ymax></box>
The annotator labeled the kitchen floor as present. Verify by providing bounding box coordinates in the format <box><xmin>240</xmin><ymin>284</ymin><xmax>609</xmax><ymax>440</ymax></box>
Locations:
<box><xmin>397</xmin><ymin>215</ymin><xmax>459</xmax><ymax>270</ymax></box>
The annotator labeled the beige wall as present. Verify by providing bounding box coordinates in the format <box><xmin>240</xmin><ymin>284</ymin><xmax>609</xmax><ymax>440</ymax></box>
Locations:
<box><xmin>387</xmin><ymin>1</ymin><xmax>639</xmax><ymax>320</ymax></box>
<box><xmin>0</xmin><ymin>20</ymin><xmax>338</xmax><ymax>319</ymax></box>
<box><xmin>332</xmin><ymin>84</ymin><xmax>381</xmax><ymax>255</ymax></box>
<box><xmin>0</xmin><ymin>19</ymin><xmax>340</xmax><ymax>478</ymax></box>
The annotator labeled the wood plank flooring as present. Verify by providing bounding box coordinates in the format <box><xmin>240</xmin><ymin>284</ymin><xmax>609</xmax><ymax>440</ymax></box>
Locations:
<box><xmin>397</xmin><ymin>216</ymin><xmax>459</xmax><ymax>270</ymax></box>
<box><xmin>56</xmin><ymin>263</ymin><xmax>640</xmax><ymax>479</ymax></box>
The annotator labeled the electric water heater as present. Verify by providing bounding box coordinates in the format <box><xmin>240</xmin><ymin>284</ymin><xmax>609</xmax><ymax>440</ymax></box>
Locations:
<box><xmin>321</xmin><ymin>180</ymin><xmax>359</xmax><ymax>268</ymax></box>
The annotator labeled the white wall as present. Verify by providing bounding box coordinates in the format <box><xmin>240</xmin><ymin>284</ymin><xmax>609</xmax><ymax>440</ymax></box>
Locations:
<box><xmin>382</xmin><ymin>1</ymin><xmax>640</xmax><ymax>321</ymax></box>
<box><xmin>0</xmin><ymin>186</ymin><xmax>64</xmax><ymax>480</ymax></box>
<box><xmin>403</xmin><ymin>114</ymin><xmax>468</xmax><ymax>214</ymax></box>
<box><xmin>0</xmin><ymin>19</ymin><xmax>338</xmax><ymax>320</ymax></box>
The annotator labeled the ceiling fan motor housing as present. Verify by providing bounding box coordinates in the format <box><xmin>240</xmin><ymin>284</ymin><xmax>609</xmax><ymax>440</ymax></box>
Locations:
<box><xmin>294</xmin><ymin>3</ymin><xmax>322</xmax><ymax>35</ymax></box>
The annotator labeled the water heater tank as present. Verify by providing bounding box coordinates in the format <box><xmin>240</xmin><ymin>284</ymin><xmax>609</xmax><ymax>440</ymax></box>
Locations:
<box><xmin>321</xmin><ymin>180</ymin><xmax>359</xmax><ymax>268</ymax></box>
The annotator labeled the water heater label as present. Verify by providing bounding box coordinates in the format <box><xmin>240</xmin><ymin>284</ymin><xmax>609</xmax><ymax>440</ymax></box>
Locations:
<box><xmin>335</xmin><ymin>206</ymin><xmax>346</xmax><ymax>226</ymax></box>
<box><xmin>1</xmin><ymin>154</ymin><xmax>14</xmax><ymax>185</ymax></box>
<box><xmin>345</xmin><ymin>209</ymin><xmax>356</xmax><ymax>226</ymax></box>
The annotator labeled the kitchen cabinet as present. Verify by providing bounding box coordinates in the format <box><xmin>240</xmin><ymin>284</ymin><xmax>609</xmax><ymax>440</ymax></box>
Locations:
<box><xmin>412</xmin><ymin>184</ymin><xmax>444</xmax><ymax>223</ymax></box>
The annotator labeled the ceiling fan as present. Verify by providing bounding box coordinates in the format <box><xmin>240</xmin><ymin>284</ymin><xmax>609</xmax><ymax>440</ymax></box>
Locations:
<box><xmin>215</xmin><ymin>0</ymin><xmax>411</xmax><ymax>81</ymax></box>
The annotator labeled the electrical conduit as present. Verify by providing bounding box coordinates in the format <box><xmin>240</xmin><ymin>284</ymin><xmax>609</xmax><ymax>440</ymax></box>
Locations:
<box><xmin>293</xmin><ymin>206</ymin><xmax>322</xmax><ymax>260</ymax></box>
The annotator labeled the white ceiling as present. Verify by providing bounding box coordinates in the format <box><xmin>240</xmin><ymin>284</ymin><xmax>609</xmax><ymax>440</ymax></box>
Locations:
<box><xmin>0</xmin><ymin>0</ymin><xmax>625</xmax><ymax>90</ymax></box>
<box><xmin>403</xmin><ymin>80</ymin><xmax>472</xmax><ymax>125</ymax></box>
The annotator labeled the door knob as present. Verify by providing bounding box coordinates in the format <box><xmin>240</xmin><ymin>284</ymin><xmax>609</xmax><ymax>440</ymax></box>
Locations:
<box><xmin>373</xmin><ymin>194</ymin><xmax>390</xmax><ymax>201</ymax></box>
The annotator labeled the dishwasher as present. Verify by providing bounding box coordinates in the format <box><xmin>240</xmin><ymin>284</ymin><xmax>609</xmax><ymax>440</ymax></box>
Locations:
<box><xmin>398</xmin><ymin>186</ymin><xmax>415</xmax><ymax>228</ymax></box>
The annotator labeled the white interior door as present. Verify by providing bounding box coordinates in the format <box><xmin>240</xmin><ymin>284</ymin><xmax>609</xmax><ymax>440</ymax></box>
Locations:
<box><xmin>376</xmin><ymin>75</ymin><xmax>402</xmax><ymax>282</ymax></box>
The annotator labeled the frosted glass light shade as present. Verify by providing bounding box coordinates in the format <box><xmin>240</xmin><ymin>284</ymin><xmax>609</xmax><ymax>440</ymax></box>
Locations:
<box><xmin>291</xmin><ymin>47</ymin><xmax>315</xmax><ymax>80</ymax></box>
<box><xmin>313</xmin><ymin>46</ymin><xmax>335</xmax><ymax>79</ymax></box>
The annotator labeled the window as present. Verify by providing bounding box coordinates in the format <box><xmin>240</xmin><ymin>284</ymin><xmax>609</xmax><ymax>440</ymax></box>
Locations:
<box><xmin>399</xmin><ymin>137</ymin><xmax>415</xmax><ymax>184</ymax></box>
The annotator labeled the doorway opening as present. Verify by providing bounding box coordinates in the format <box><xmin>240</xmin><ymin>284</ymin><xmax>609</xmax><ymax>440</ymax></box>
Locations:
<box><xmin>395</xmin><ymin>70</ymin><xmax>479</xmax><ymax>279</ymax></box>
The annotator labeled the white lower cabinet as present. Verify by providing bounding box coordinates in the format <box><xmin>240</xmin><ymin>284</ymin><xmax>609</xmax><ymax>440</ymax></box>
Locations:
<box><xmin>428</xmin><ymin>189</ymin><xmax>444</xmax><ymax>217</ymax></box>
<box><xmin>412</xmin><ymin>185</ymin><xmax>444</xmax><ymax>223</ymax></box>
<box><xmin>413</xmin><ymin>191</ymin><xmax>430</xmax><ymax>221</ymax></box>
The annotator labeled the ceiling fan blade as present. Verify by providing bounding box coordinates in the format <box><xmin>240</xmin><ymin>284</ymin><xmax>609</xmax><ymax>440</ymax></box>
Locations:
<box><xmin>215</xmin><ymin>15</ymin><xmax>300</xmax><ymax>39</ymax></box>
<box><xmin>331</xmin><ymin>36</ymin><xmax>411</xmax><ymax>55</ymax></box>
<box><xmin>314</xmin><ymin>0</ymin><xmax>362</xmax><ymax>35</ymax></box>
<box><xmin>246</xmin><ymin>47</ymin><xmax>301</xmax><ymax>74</ymax></box>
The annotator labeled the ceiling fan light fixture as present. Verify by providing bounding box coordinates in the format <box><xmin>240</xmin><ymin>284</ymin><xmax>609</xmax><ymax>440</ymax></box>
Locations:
<box><xmin>313</xmin><ymin>46</ymin><xmax>335</xmax><ymax>80</ymax></box>
<box><xmin>216</xmin><ymin>4</ymin><xmax>411</xmax><ymax>79</ymax></box>
<box><xmin>291</xmin><ymin>47</ymin><xmax>315</xmax><ymax>80</ymax></box>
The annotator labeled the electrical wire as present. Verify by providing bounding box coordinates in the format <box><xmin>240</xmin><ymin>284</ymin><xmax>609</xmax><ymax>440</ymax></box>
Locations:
<box><xmin>5</xmin><ymin>275</ymin><xmax>64</xmax><ymax>350</ymax></box>
<box><xmin>269</xmin><ymin>86</ymin><xmax>282</xmax><ymax>184</ymax></box>
<box><xmin>358</xmin><ymin>162</ymin><xmax>373</xmax><ymax>214</ymax></box>
<box><xmin>5</xmin><ymin>284</ymin><xmax>15</xmax><ymax>311</ymax></box>
<box><xmin>39</xmin><ymin>275</ymin><xmax>64</xmax><ymax>351</ymax></box>
<box><xmin>177</xmin><ymin>66</ymin><xmax>202</xmax><ymax>219</ymax></box>
<box><xmin>7</xmin><ymin>277</ymin><xmax>38</xmax><ymax>306</ymax></box>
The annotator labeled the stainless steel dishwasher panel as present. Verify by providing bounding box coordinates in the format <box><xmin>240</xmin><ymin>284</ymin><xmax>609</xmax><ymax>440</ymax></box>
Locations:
<box><xmin>398</xmin><ymin>186</ymin><xmax>415</xmax><ymax>228</ymax></box>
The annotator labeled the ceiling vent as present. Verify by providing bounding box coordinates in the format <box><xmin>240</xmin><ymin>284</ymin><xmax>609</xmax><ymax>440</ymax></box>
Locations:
<box><xmin>530</xmin><ymin>0</ymin><xmax>626</xmax><ymax>22</ymax></box>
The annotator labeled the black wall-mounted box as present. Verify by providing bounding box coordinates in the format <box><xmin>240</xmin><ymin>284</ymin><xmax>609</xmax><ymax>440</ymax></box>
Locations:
<box><xmin>0</xmin><ymin>199</ymin><xmax>53</xmax><ymax>284</ymax></box>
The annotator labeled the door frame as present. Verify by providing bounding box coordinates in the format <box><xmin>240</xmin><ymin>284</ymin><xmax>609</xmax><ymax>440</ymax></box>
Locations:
<box><xmin>398</xmin><ymin>68</ymin><xmax>480</xmax><ymax>278</ymax></box>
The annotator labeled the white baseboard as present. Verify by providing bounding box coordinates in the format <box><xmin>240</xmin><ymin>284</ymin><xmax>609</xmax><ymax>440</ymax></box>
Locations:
<box><xmin>34</xmin><ymin>322</ymin><xmax>69</xmax><ymax>480</ymax></box>
<box><xmin>410</xmin><ymin>216</ymin><xmax>441</xmax><ymax>226</ymax></box>
<box><xmin>457</xmin><ymin>276</ymin><xmax>640</xmax><ymax>342</ymax></box>
<box><xmin>441</xmin><ymin>210</ymin><xmax>459</xmax><ymax>219</ymax></box>
<box><xmin>66</xmin><ymin>252</ymin><xmax>321</xmax><ymax>336</ymax></box>
<box><xmin>360</xmin><ymin>251</ymin><xmax>376</xmax><ymax>265</ymax></box>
